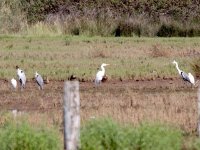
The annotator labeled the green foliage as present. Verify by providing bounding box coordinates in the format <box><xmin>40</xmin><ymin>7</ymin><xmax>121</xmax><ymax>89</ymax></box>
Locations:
<box><xmin>80</xmin><ymin>118</ymin><xmax>134</xmax><ymax>150</ymax></box>
<box><xmin>80</xmin><ymin>118</ymin><xmax>182</xmax><ymax>150</ymax></box>
<box><xmin>0</xmin><ymin>121</ymin><xmax>61</xmax><ymax>150</ymax></box>
<box><xmin>135</xmin><ymin>123</ymin><xmax>182</xmax><ymax>150</ymax></box>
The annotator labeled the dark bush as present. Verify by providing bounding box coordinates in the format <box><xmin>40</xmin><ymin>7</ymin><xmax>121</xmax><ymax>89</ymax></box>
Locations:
<box><xmin>157</xmin><ymin>24</ymin><xmax>200</xmax><ymax>37</ymax></box>
<box><xmin>114</xmin><ymin>22</ymin><xmax>141</xmax><ymax>37</ymax></box>
<box><xmin>157</xmin><ymin>24</ymin><xmax>184</xmax><ymax>37</ymax></box>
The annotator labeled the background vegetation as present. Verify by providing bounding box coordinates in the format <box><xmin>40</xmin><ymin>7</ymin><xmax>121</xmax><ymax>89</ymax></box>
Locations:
<box><xmin>1</xmin><ymin>0</ymin><xmax>200</xmax><ymax>37</ymax></box>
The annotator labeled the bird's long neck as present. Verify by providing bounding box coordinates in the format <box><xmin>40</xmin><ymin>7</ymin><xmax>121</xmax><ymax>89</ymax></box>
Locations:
<box><xmin>101</xmin><ymin>66</ymin><xmax>105</xmax><ymax>74</ymax></box>
<box><xmin>175</xmin><ymin>62</ymin><xmax>181</xmax><ymax>74</ymax></box>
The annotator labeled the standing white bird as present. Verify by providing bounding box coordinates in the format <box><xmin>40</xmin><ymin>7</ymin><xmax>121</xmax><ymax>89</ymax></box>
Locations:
<box><xmin>11</xmin><ymin>78</ymin><xmax>17</xmax><ymax>90</ymax></box>
<box><xmin>172</xmin><ymin>60</ymin><xmax>195</xmax><ymax>86</ymax></box>
<box><xmin>95</xmin><ymin>63</ymin><xmax>110</xmax><ymax>85</ymax></box>
<box><xmin>35</xmin><ymin>71</ymin><xmax>44</xmax><ymax>90</ymax></box>
<box><xmin>16</xmin><ymin>66</ymin><xmax>26</xmax><ymax>89</ymax></box>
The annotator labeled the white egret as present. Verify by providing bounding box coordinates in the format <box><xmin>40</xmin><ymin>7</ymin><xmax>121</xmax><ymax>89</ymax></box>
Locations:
<box><xmin>35</xmin><ymin>71</ymin><xmax>44</xmax><ymax>90</ymax></box>
<box><xmin>172</xmin><ymin>60</ymin><xmax>195</xmax><ymax>86</ymax></box>
<box><xmin>11</xmin><ymin>78</ymin><xmax>17</xmax><ymax>89</ymax></box>
<box><xmin>16</xmin><ymin>66</ymin><xmax>26</xmax><ymax>89</ymax></box>
<box><xmin>95</xmin><ymin>63</ymin><xmax>110</xmax><ymax>85</ymax></box>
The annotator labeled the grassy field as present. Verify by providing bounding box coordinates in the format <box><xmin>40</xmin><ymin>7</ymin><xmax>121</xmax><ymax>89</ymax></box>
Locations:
<box><xmin>0</xmin><ymin>35</ymin><xmax>200</xmax><ymax>81</ymax></box>
<box><xmin>0</xmin><ymin>35</ymin><xmax>200</xmax><ymax>149</ymax></box>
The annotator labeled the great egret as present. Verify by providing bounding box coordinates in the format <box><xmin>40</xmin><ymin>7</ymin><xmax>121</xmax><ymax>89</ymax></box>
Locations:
<box><xmin>172</xmin><ymin>60</ymin><xmax>195</xmax><ymax>86</ymax></box>
<box><xmin>11</xmin><ymin>78</ymin><xmax>17</xmax><ymax>89</ymax></box>
<box><xmin>95</xmin><ymin>63</ymin><xmax>110</xmax><ymax>85</ymax></box>
<box><xmin>35</xmin><ymin>72</ymin><xmax>44</xmax><ymax>90</ymax></box>
<box><xmin>16</xmin><ymin>66</ymin><xmax>26</xmax><ymax>89</ymax></box>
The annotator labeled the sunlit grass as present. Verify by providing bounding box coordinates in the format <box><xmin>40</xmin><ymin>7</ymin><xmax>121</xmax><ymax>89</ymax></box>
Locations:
<box><xmin>0</xmin><ymin>35</ymin><xmax>199</xmax><ymax>80</ymax></box>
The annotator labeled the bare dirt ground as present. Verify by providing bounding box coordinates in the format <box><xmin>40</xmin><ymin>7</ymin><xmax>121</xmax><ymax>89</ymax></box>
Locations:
<box><xmin>0</xmin><ymin>78</ymin><xmax>198</xmax><ymax>134</ymax></box>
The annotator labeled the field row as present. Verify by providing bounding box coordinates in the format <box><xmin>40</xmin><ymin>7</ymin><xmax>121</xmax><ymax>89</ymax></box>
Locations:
<box><xmin>0</xmin><ymin>36</ymin><xmax>200</xmax><ymax>81</ymax></box>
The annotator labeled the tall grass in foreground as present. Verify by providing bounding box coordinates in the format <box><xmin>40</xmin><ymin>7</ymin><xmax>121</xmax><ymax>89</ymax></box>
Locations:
<box><xmin>81</xmin><ymin>118</ymin><xmax>182</xmax><ymax>150</ymax></box>
<box><xmin>0</xmin><ymin>120</ymin><xmax>61</xmax><ymax>150</ymax></box>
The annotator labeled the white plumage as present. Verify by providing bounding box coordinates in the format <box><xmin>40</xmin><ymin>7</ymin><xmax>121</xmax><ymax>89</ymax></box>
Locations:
<box><xmin>11</xmin><ymin>78</ymin><xmax>17</xmax><ymax>89</ymax></box>
<box><xmin>35</xmin><ymin>71</ymin><xmax>44</xmax><ymax>90</ymax></box>
<box><xmin>95</xmin><ymin>63</ymin><xmax>109</xmax><ymax>85</ymax></box>
<box><xmin>172</xmin><ymin>60</ymin><xmax>195</xmax><ymax>85</ymax></box>
<box><xmin>16</xmin><ymin>66</ymin><xmax>26</xmax><ymax>89</ymax></box>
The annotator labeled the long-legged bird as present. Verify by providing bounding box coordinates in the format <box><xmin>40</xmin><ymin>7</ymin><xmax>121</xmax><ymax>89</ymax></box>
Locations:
<box><xmin>35</xmin><ymin>72</ymin><xmax>44</xmax><ymax>90</ymax></box>
<box><xmin>172</xmin><ymin>60</ymin><xmax>195</xmax><ymax>86</ymax></box>
<box><xmin>16</xmin><ymin>66</ymin><xmax>26</xmax><ymax>89</ymax></box>
<box><xmin>95</xmin><ymin>63</ymin><xmax>109</xmax><ymax>85</ymax></box>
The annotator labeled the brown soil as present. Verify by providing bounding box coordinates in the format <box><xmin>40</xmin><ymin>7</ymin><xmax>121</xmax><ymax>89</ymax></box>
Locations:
<box><xmin>0</xmin><ymin>78</ymin><xmax>198</xmax><ymax>134</ymax></box>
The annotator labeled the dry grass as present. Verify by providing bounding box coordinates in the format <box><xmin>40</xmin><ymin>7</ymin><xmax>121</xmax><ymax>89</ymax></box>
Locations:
<box><xmin>191</xmin><ymin>58</ymin><xmax>200</xmax><ymax>77</ymax></box>
<box><xmin>0</xmin><ymin>79</ymin><xmax>197</xmax><ymax>134</ymax></box>
<box><xmin>80</xmin><ymin>81</ymin><xmax>197</xmax><ymax>134</ymax></box>
<box><xmin>150</xmin><ymin>44</ymin><xmax>172</xmax><ymax>57</ymax></box>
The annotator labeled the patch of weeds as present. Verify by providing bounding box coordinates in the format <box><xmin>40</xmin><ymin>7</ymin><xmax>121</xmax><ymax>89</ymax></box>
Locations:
<box><xmin>6</xmin><ymin>44</ymin><xmax>13</xmax><ymax>49</ymax></box>
<box><xmin>27</xmin><ymin>38</ymin><xmax>32</xmax><ymax>43</ymax></box>
<box><xmin>64</xmin><ymin>36</ymin><xmax>72</xmax><ymax>46</ymax></box>
<box><xmin>3</xmin><ymin>56</ymin><xmax>9</xmax><ymax>60</ymax></box>
<box><xmin>191</xmin><ymin>58</ymin><xmax>200</xmax><ymax>77</ymax></box>
<box><xmin>24</xmin><ymin>45</ymin><xmax>29</xmax><ymax>49</ymax></box>
<box><xmin>82</xmin><ymin>39</ymin><xmax>91</xmax><ymax>43</ymax></box>
<box><xmin>150</xmin><ymin>44</ymin><xmax>171</xmax><ymax>57</ymax></box>
<box><xmin>20</xmin><ymin>59</ymin><xmax>24</xmax><ymax>64</ymax></box>
<box><xmin>91</xmin><ymin>49</ymin><xmax>110</xmax><ymax>58</ymax></box>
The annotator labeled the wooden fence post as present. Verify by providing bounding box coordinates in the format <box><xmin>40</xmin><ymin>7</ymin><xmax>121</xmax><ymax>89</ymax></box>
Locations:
<box><xmin>63</xmin><ymin>81</ymin><xmax>80</xmax><ymax>150</ymax></box>
<box><xmin>198</xmin><ymin>87</ymin><xmax>200</xmax><ymax>137</ymax></box>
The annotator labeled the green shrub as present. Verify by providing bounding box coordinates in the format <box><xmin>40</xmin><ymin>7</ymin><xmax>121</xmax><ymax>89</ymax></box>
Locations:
<box><xmin>80</xmin><ymin>118</ymin><xmax>133</xmax><ymax>150</ymax></box>
<box><xmin>0</xmin><ymin>121</ymin><xmax>61</xmax><ymax>150</ymax></box>
<box><xmin>135</xmin><ymin>123</ymin><xmax>182</xmax><ymax>150</ymax></box>
<box><xmin>80</xmin><ymin>118</ymin><xmax>182</xmax><ymax>150</ymax></box>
